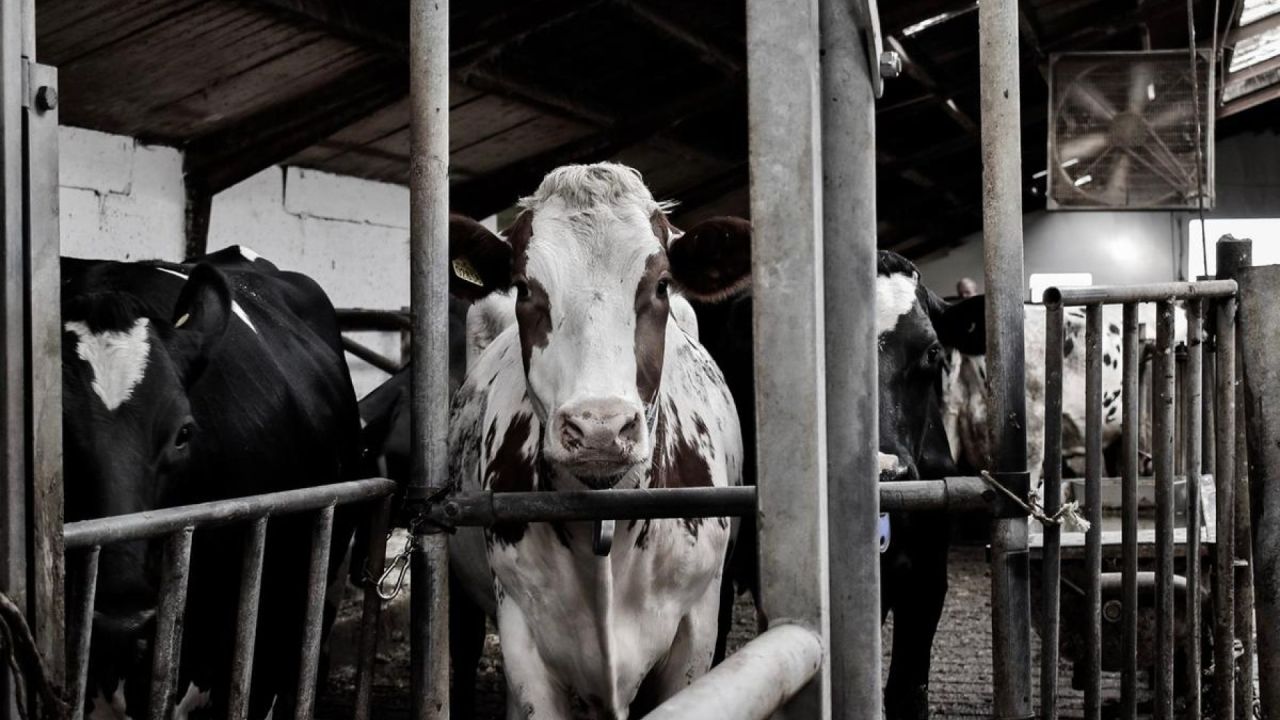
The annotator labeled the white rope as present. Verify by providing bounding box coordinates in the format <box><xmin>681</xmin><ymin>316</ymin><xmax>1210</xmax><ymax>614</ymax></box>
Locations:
<box><xmin>978</xmin><ymin>471</ymin><xmax>1092</xmax><ymax>533</ymax></box>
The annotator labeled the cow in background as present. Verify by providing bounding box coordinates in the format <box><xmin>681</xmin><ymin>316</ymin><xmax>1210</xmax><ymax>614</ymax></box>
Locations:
<box><xmin>63</xmin><ymin>247</ymin><xmax>362</xmax><ymax>719</ymax></box>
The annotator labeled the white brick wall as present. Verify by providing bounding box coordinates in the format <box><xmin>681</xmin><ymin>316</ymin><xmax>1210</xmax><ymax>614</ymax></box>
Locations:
<box><xmin>59</xmin><ymin>126</ymin><xmax>411</xmax><ymax>397</ymax></box>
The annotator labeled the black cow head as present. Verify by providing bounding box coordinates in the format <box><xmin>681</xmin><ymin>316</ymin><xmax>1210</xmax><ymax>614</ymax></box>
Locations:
<box><xmin>876</xmin><ymin>252</ymin><xmax>967</xmax><ymax>482</ymax></box>
<box><xmin>62</xmin><ymin>264</ymin><xmax>232</xmax><ymax>651</ymax></box>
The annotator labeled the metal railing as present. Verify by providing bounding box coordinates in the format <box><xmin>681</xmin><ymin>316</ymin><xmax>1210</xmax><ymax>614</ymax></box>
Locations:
<box><xmin>1037</xmin><ymin>262</ymin><xmax>1248</xmax><ymax>719</ymax></box>
<box><xmin>62</xmin><ymin>477</ymin><xmax>396</xmax><ymax>720</ymax></box>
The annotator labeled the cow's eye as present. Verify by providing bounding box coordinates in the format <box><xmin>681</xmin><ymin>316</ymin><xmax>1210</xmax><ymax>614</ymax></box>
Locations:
<box><xmin>924</xmin><ymin>343</ymin><xmax>943</xmax><ymax>368</ymax></box>
<box><xmin>513</xmin><ymin>278</ymin><xmax>530</xmax><ymax>301</ymax></box>
<box><xmin>656</xmin><ymin>278</ymin><xmax>670</xmax><ymax>298</ymax></box>
<box><xmin>174</xmin><ymin>422</ymin><xmax>195</xmax><ymax>449</ymax></box>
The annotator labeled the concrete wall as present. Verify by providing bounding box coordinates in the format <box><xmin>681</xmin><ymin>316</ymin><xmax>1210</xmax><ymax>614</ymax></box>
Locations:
<box><xmin>58</xmin><ymin>126</ymin><xmax>410</xmax><ymax>397</ymax></box>
<box><xmin>915</xmin><ymin>128</ymin><xmax>1280</xmax><ymax>297</ymax></box>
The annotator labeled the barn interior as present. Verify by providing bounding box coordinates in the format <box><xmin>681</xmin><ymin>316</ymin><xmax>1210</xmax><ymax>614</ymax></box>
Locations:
<box><xmin>20</xmin><ymin>0</ymin><xmax>1280</xmax><ymax>716</ymax></box>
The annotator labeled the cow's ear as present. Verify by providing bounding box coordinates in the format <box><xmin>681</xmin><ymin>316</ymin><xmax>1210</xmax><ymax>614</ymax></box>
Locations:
<box><xmin>667</xmin><ymin>216</ymin><xmax>752</xmax><ymax>303</ymax></box>
<box><xmin>935</xmin><ymin>294</ymin><xmax>987</xmax><ymax>355</ymax></box>
<box><xmin>450</xmin><ymin>213</ymin><xmax>512</xmax><ymax>302</ymax></box>
<box><xmin>169</xmin><ymin>263</ymin><xmax>233</xmax><ymax>386</ymax></box>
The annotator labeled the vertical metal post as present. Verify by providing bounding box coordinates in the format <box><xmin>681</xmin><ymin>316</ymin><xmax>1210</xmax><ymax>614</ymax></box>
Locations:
<box><xmin>149</xmin><ymin>528</ymin><xmax>194</xmax><ymax>720</ymax></box>
<box><xmin>295</xmin><ymin>506</ymin><xmax>335</xmax><ymax>720</ymax></box>
<box><xmin>228</xmin><ymin>518</ymin><xmax>267</xmax><ymax>720</ymax></box>
<box><xmin>408</xmin><ymin>0</ymin><xmax>451</xmax><ymax>716</ymax></box>
<box><xmin>1154</xmin><ymin>301</ymin><xmax>1177</xmax><ymax>720</ymax></box>
<box><xmin>0</xmin><ymin>0</ymin><xmax>26</xmax><ymax>713</ymax></box>
<box><xmin>1083</xmin><ymin>306</ymin><xmax>1104</xmax><ymax>720</ymax></box>
<box><xmin>23</xmin><ymin>60</ymin><xmax>62</xmax><ymax>688</ymax></box>
<box><xmin>1235</xmin><ymin>261</ymin><xmax>1280</xmax><ymax>720</ymax></box>
<box><xmin>746</xmin><ymin>0</ymin><xmax>831</xmax><ymax>715</ymax></box>
<box><xmin>355</xmin><ymin>496</ymin><xmax>392</xmax><ymax>720</ymax></box>
<box><xmin>1040</xmin><ymin>303</ymin><xmax>1064</xmax><ymax>720</ymax></box>
<box><xmin>979</xmin><ymin>0</ymin><xmax>1032</xmax><ymax>716</ymax></box>
<box><xmin>1214</xmin><ymin>291</ymin><xmax>1238</xmax><ymax>720</ymax></box>
<box><xmin>1185</xmin><ymin>299</ymin><xmax>1205</xmax><ymax>720</ymax></box>
<box><xmin>67</xmin><ymin>547</ymin><xmax>98</xmax><ymax>720</ymax></box>
<box><xmin>1217</xmin><ymin>240</ymin><xmax>1256</xmax><ymax>720</ymax></box>
<box><xmin>1121</xmin><ymin>304</ymin><xmax>1141</xmax><ymax>718</ymax></box>
<box><xmin>819</xmin><ymin>2</ymin><xmax>878</xmax><ymax>719</ymax></box>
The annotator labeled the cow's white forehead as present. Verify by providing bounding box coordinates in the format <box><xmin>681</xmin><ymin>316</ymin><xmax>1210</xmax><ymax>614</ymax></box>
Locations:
<box><xmin>65</xmin><ymin>318</ymin><xmax>151</xmax><ymax>412</ymax></box>
<box><xmin>876</xmin><ymin>273</ymin><xmax>920</xmax><ymax>336</ymax></box>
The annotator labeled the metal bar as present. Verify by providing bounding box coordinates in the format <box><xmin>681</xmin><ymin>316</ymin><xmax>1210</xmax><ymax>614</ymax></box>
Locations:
<box><xmin>1185</xmin><ymin>299</ymin><xmax>1205</xmax><ymax>720</ymax></box>
<box><xmin>335</xmin><ymin>308</ymin><xmax>413</xmax><ymax>332</ymax></box>
<box><xmin>342</xmin><ymin>335</ymin><xmax>403</xmax><ymax>374</ymax></box>
<box><xmin>1236</xmin><ymin>263</ymin><xmax>1280</xmax><ymax>720</ymax></box>
<box><xmin>1214</xmin><ymin>293</ymin><xmax>1238</xmax><ymax>720</ymax></box>
<box><xmin>407</xmin><ymin>0</ymin><xmax>451</xmax><ymax>716</ymax></box>
<box><xmin>294</xmin><ymin>505</ymin><xmax>335</xmax><ymax>720</ymax></box>
<box><xmin>1153</xmin><ymin>301</ymin><xmax>1177</xmax><ymax>720</ymax></box>
<box><xmin>148</xmin><ymin>528</ymin><xmax>194</xmax><ymax>720</ymax></box>
<box><xmin>355</xmin><ymin>496</ymin><xmax>392</xmax><ymax>720</ymax></box>
<box><xmin>1043</xmin><ymin>279</ymin><xmax>1238</xmax><ymax>306</ymax></box>
<box><xmin>1218</xmin><ymin>237</ymin><xmax>1257</xmax><ymax>720</ymax></box>
<box><xmin>63</xmin><ymin>478</ymin><xmax>395</xmax><ymax>549</ymax></box>
<box><xmin>1084</xmin><ymin>305</ymin><xmax>1104</xmax><ymax>720</ymax></box>
<box><xmin>746</xmin><ymin>0</ymin><xmax>831</xmax><ymax>714</ymax></box>
<box><xmin>67</xmin><ymin>547</ymin><xmax>98</xmax><ymax>720</ymax></box>
<box><xmin>1121</xmin><ymin>303</ymin><xmax>1140</xmax><ymax>719</ymax></box>
<box><xmin>645</xmin><ymin>624</ymin><xmax>823</xmax><ymax>720</ymax></box>
<box><xmin>227</xmin><ymin>517</ymin><xmax>267</xmax><ymax>720</ymax></box>
<box><xmin>1040</xmin><ymin>304</ymin><xmax>1064</xmax><ymax>720</ymax></box>
<box><xmin>819</xmin><ymin>1</ymin><xmax>879</xmax><ymax>718</ymax></box>
<box><xmin>979</xmin><ymin>1</ymin><xmax>1032</xmax><ymax>716</ymax></box>
<box><xmin>23</xmin><ymin>60</ymin><xmax>62</xmax><ymax>687</ymax></box>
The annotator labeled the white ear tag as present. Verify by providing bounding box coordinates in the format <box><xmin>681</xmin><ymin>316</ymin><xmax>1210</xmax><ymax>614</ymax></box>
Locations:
<box><xmin>878</xmin><ymin>513</ymin><xmax>891</xmax><ymax>553</ymax></box>
<box><xmin>452</xmin><ymin>257</ymin><xmax>485</xmax><ymax>287</ymax></box>
<box><xmin>175</xmin><ymin>313</ymin><xmax>191</xmax><ymax>328</ymax></box>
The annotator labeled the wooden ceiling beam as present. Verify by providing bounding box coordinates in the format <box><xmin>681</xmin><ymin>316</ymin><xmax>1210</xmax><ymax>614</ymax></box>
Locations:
<box><xmin>184</xmin><ymin>60</ymin><xmax>408</xmax><ymax>194</ymax></box>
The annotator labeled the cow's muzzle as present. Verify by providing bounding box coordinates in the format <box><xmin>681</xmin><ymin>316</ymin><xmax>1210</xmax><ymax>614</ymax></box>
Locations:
<box><xmin>550</xmin><ymin>397</ymin><xmax>647</xmax><ymax>481</ymax></box>
<box><xmin>878</xmin><ymin>452</ymin><xmax>916</xmax><ymax>482</ymax></box>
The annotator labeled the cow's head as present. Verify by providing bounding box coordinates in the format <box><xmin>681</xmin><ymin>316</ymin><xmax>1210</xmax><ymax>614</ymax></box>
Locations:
<box><xmin>62</xmin><ymin>264</ymin><xmax>232</xmax><ymax>648</ymax></box>
<box><xmin>449</xmin><ymin>163</ymin><xmax>750</xmax><ymax>488</ymax></box>
<box><xmin>876</xmin><ymin>252</ymin><xmax>963</xmax><ymax>482</ymax></box>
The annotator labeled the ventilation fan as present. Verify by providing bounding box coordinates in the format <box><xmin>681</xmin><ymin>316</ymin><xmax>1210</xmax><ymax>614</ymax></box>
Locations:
<box><xmin>1047</xmin><ymin>50</ymin><xmax>1214</xmax><ymax>210</ymax></box>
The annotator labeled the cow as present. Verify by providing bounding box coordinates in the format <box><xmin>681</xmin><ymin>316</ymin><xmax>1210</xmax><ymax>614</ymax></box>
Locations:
<box><xmin>62</xmin><ymin>247</ymin><xmax>363</xmax><ymax>720</ymax></box>
<box><xmin>437</xmin><ymin>163</ymin><xmax>751</xmax><ymax>719</ymax></box>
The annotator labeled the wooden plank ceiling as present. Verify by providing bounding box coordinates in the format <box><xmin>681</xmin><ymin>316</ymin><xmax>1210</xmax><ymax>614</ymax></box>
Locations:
<box><xmin>36</xmin><ymin>0</ymin><xmax>1269</xmax><ymax>256</ymax></box>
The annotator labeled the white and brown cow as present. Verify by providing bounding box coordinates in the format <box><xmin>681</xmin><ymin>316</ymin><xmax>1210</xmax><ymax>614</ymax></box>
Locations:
<box><xmin>446</xmin><ymin>163</ymin><xmax>750</xmax><ymax>719</ymax></box>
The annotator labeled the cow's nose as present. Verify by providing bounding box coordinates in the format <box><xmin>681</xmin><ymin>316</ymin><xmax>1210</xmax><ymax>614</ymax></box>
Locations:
<box><xmin>558</xmin><ymin>399</ymin><xmax>644</xmax><ymax>452</ymax></box>
<box><xmin>878</xmin><ymin>452</ymin><xmax>914</xmax><ymax>481</ymax></box>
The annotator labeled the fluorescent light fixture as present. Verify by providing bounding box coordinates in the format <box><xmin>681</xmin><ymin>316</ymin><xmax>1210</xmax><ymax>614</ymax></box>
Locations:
<box><xmin>902</xmin><ymin>2</ymin><xmax>979</xmax><ymax>37</ymax></box>
<box><xmin>1061</xmin><ymin>157</ymin><xmax>1080</xmax><ymax>168</ymax></box>
<box><xmin>1074</xmin><ymin>174</ymin><xmax>1093</xmax><ymax>186</ymax></box>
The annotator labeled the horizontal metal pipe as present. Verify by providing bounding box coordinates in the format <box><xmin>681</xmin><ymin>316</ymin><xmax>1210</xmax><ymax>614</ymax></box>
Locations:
<box><xmin>1098</xmin><ymin>571</ymin><xmax>1188</xmax><ymax>594</ymax></box>
<box><xmin>64</xmin><ymin>478</ymin><xmax>396</xmax><ymax>549</ymax></box>
<box><xmin>432</xmin><ymin>478</ymin><xmax>997</xmax><ymax>527</ymax></box>
<box><xmin>645</xmin><ymin>624</ymin><xmax>823</xmax><ymax>720</ymax></box>
<box><xmin>342</xmin><ymin>336</ymin><xmax>403</xmax><ymax>374</ymax></box>
<box><xmin>335</xmin><ymin>308</ymin><xmax>412</xmax><ymax>331</ymax></box>
<box><xmin>1043</xmin><ymin>279</ymin><xmax>1238</xmax><ymax>307</ymax></box>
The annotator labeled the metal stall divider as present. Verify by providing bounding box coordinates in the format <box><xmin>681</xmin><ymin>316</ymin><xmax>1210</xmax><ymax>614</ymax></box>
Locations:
<box><xmin>1041</xmin><ymin>278</ymin><xmax>1240</xmax><ymax>720</ymax></box>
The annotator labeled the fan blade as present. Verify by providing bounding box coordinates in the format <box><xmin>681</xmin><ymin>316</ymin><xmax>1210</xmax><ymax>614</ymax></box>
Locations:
<box><xmin>1127</xmin><ymin>62</ymin><xmax>1155</xmax><ymax>113</ymax></box>
<box><xmin>1148</xmin><ymin>102</ymin><xmax>1191</xmax><ymax>131</ymax></box>
<box><xmin>1056</xmin><ymin>131</ymin><xmax>1110</xmax><ymax>164</ymax></box>
<box><xmin>1106</xmin><ymin>154</ymin><xmax>1132</xmax><ymax>204</ymax></box>
<box><xmin>1067</xmin><ymin>78</ymin><xmax>1118</xmax><ymax>121</ymax></box>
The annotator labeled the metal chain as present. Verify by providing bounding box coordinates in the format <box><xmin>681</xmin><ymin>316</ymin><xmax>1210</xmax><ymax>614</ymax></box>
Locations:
<box><xmin>0</xmin><ymin>591</ymin><xmax>70</xmax><ymax>720</ymax></box>
<box><xmin>978</xmin><ymin>470</ymin><xmax>1092</xmax><ymax>533</ymax></box>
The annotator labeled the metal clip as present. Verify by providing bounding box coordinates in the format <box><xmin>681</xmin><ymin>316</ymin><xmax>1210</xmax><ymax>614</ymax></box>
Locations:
<box><xmin>375</xmin><ymin>531</ymin><xmax>415</xmax><ymax>601</ymax></box>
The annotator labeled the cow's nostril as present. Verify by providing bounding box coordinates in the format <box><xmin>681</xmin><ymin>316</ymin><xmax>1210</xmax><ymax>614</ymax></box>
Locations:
<box><xmin>561</xmin><ymin>416</ymin><xmax>585</xmax><ymax>448</ymax></box>
<box><xmin>619</xmin><ymin>414</ymin><xmax>640</xmax><ymax>442</ymax></box>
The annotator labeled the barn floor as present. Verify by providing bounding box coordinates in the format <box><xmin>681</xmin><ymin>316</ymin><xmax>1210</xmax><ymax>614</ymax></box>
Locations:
<box><xmin>317</xmin><ymin>546</ymin><xmax>1141</xmax><ymax>719</ymax></box>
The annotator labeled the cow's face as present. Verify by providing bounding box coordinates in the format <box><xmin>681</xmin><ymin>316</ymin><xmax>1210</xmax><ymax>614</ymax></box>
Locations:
<box><xmin>62</xmin><ymin>265</ymin><xmax>232</xmax><ymax>647</ymax></box>
<box><xmin>449</xmin><ymin>163</ymin><xmax>749</xmax><ymax>487</ymax></box>
<box><xmin>876</xmin><ymin>252</ymin><xmax>959</xmax><ymax>482</ymax></box>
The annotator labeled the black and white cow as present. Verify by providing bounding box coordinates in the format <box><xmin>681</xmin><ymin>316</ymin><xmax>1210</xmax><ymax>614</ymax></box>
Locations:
<box><xmin>62</xmin><ymin>247</ymin><xmax>362</xmax><ymax>719</ymax></box>
<box><xmin>441</xmin><ymin>163</ymin><xmax>750</xmax><ymax>718</ymax></box>
<box><xmin>693</xmin><ymin>251</ymin><xmax>969</xmax><ymax>720</ymax></box>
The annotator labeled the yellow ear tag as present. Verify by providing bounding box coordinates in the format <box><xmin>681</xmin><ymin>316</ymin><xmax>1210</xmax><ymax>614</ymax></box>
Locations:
<box><xmin>175</xmin><ymin>313</ymin><xmax>191</xmax><ymax>328</ymax></box>
<box><xmin>452</xmin><ymin>257</ymin><xmax>485</xmax><ymax>287</ymax></box>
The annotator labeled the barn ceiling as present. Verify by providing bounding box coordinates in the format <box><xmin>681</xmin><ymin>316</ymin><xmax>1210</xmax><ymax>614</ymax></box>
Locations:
<box><xmin>35</xmin><ymin>0</ymin><xmax>1280</xmax><ymax>257</ymax></box>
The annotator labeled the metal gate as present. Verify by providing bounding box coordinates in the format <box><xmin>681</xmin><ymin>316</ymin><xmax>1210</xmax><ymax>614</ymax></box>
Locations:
<box><xmin>1034</xmin><ymin>237</ymin><xmax>1261</xmax><ymax>720</ymax></box>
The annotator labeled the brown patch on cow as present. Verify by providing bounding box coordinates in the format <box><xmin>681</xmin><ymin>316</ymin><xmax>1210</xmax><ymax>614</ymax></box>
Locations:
<box><xmin>505</xmin><ymin>210</ymin><xmax>553</xmax><ymax>375</ymax></box>
<box><xmin>650</xmin><ymin>209</ymin><xmax>674</xmax><ymax>247</ymax></box>
<box><xmin>634</xmin><ymin>252</ymin><xmax>671</xmax><ymax>403</ymax></box>
<box><xmin>485</xmin><ymin>413</ymin><xmax>536</xmax><ymax>544</ymax></box>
